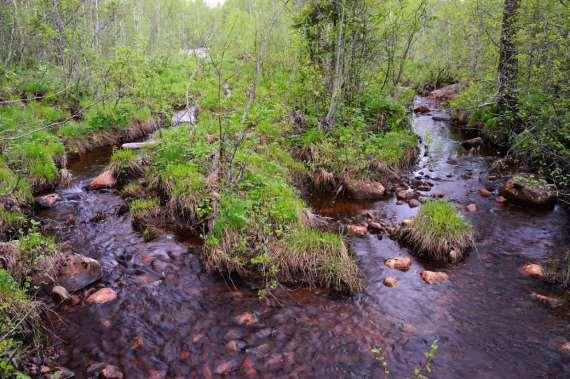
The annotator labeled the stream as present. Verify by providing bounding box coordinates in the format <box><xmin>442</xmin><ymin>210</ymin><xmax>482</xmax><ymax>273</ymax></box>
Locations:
<box><xmin>40</xmin><ymin>98</ymin><xmax>570</xmax><ymax>378</ymax></box>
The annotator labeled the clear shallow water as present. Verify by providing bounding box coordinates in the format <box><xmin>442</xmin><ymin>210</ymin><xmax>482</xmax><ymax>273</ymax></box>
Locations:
<box><xmin>42</xmin><ymin>99</ymin><xmax>570</xmax><ymax>378</ymax></box>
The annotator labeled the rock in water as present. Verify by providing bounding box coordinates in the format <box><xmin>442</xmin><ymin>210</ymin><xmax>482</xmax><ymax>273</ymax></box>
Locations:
<box><xmin>420</xmin><ymin>271</ymin><xmax>449</xmax><ymax>284</ymax></box>
<box><xmin>347</xmin><ymin>224</ymin><xmax>368</xmax><ymax>236</ymax></box>
<box><xmin>383</xmin><ymin>277</ymin><xmax>398</xmax><ymax>287</ymax></box>
<box><xmin>384</xmin><ymin>257</ymin><xmax>412</xmax><ymax>271</ymax></box>
<box><xmin>57</xmin><ymin>254</ymin><xmax>102</xmax><ymax>293</ymax></box>
<box><xmin>521</xmin><ymin>263</ymin><xmax>544</xmax><ymax>279</ymax></box>
<box><xmin>479</xmin><ymin>188</ymin><xmax>492</xmax><ymax>198</ymax></box>
<box><xmin>35</xmin><ymin>193</ymin><xmax>61</xmax><ymax>208</ymax></box>
<box><xmin>500</xmin><ymin>175</ymin><xmax>557</xmax><ymax>207</ymax></box>
<box><xmin>86</xmin><ymin>288</ymin><xmax>117</xmax><ymax>304</ymax></box>
<box><xmin>344</xmin><ymin>179</ymin><xmax>385</xmax><ymax>200</ymax></box>
<box><xmin>531</xmin><ymin>292</ymin><xmax>562</xmax><ymax>308</ymax></box>
<box><xmin>88</xmin><ymin>170</ymin><xmax>116</xmax><ymax>190</ymax></box>
<box><xmin>87</xmin><ymin>363</ymin><xmax>123</xmax><ymax>379</ymax></box>
<box><xmin>408</xmin><ymin>199</ymin><xmax>420</xmax><ymax>208</ymax></box>
<box><xmin>466</xmin><ymin>203</ymin><xmax>477</xmax><ymax>212</ymax></box>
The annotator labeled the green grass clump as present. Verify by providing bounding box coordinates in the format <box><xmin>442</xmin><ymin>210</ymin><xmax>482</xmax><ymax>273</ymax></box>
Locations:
<box><xmin>399</xmin><ymin>199</ymin><xmax>474</xmax><ymax>262</ymax></box>
<box><xmin>277</xmin><ymin>226</ymin><xmax>361</xmax><ymax>292</ymax></box>
<box><xmin>160</xmin><ymin>163</ymin><xmax>210</xmax><ymax>221</ymax></box>
<box><xmin>109</xmin><ymin>149</ymin><xmax>144</xmax><ymax>180</ymax></box>
<box><xmin>129</xmin><ymin>197</ymin><xmax>160</xmax><ymax>219</ymax></box>
<box><xmin>297</xmin><ymin>124</ymin><xmax>417</xmax><ymax>186</ymax></box>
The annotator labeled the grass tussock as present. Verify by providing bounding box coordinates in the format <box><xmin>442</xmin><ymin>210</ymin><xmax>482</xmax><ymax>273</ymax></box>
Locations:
<box><xmin>296</xmin><ymin>125</ymin><xmax>418</xmax><ymax>190</ymax></box>
<box><xmin>108</xmin><ymin>149</ymin><xmax>145</xmax><ymax>181</ymax></box>
<box><xmin>129</xmin><ymin>197</ymin><xmax>163</xmax><ymax>235</ymax></box>
<box><xmin>399</xmin><ymin>199</ymin><xmax>474</xmax><ymax>262</ymax></box>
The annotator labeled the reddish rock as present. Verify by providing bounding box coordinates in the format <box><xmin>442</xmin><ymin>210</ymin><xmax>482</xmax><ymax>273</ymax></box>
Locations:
<box><xmin>479</xmin><ymin>188</ymin><xmax>492</xmax><ymax>198</ymax></box>
<box><xmin>101</xmin><ymin>365</ymin><xmax>124</xmax><ymax>379</ymax></box>
<box><xmin>420</xmin><ymin>271</ymin><xmax>449</xmax><ymax>284</ymax></box>
<box><xmin>234</xmin><ymin>312</ymin><xmax>258</xmax><ymax>326</ymax></box>
<box><xmin>531</xmin><ymin>292</ymin><xmax>562</xmax><ymax>308</ymax></box>
<box><xmin>347</xmin><ymin>224</ymin><xmax>368</xmax><ymax>236</ymax></box>
<box><xmin>87</xmin><ymin>363</ymin><xmax>123</xmax><ymax>379</ymax></box>
<box><xmin>466</xmin><ymin>203</ymin><xmax>477</xmax><ymax>212</ymax></box>
<box><xmin>86</xmin><ymin>288</ymin><xmax>117</xmax><ymax>304</ymax></box>
<box><xmin>344</xmin><ymin>179</ymin><xmax>385</xmax><ymax>200</ymax></box>
<box><xmin>383</xmin><ymin>277</ymin><xmax>398</xmax><ymax>288</ymax></box>
<box><xmin>57</xmin><ymin>253</ymin><xmax>102</xmax><ymax>293</ymax></box>
<box><xmin>413</xmin><ymin>104</ymin><xmax>430</xmax><ymax>114</ymax></box>
<box><xmin>131</xmin><ymin>336</ymin><xmax>144</xmax><ymax>349</ymax></box>
<box><xmin>226</xmin><ymin>340</ymin><xmax>246</xmax><ymax>353</ymax></box>
<box><xmin>495</xmin><ymin>195</ymin><xmax>507</xmax><ymax>204</ymax></box>
<box><xmin>521</xmin><ymin>263</ymin><xmax>544</xmax><ymax>279</ymax></box>
<box><xmin>408</xmin><ymin>199</ymin><xmax>420</xmax><ymax>208</ymax></box>
<box><xmin>385</xmin><ymin>257</ymin><xmax>412</xmax><ymax>271</ymax></box>
<box><xmin>560</xmin><ymin>342</ymin><xmax>570</xmax><ymax>355</ymax></box>
<box><xmin>180</xmin><ymin>351</ymin><xmax>191</xmax><ymax>360</ymax></box>
<box><xmin>214</xmin><ymin>359</ymin><xmax>240</xmax><ymax>375</ymax></box>
<box><xmin>88</xmin><ymin>170</ymin><xmax>116</xmax><ymax>190</ymax></box>
<box><xmin>35</xmin><ymin>193</ymin><xmax>61</xmax><ymax>208</ymax></box>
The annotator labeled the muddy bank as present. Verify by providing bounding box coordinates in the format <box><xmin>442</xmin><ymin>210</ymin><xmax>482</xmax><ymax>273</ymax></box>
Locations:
<box><xmin>40</xmin><ymin>98</ymin><xmax>570</xmax><ymax>378</ymax></box>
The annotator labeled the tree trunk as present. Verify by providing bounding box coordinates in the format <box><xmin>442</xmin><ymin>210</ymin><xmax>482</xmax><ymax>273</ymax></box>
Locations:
<box><xmin>496</xmin><ymin>0</ymin><xmax>520</xmax><ymax>131</ymax></box>
<box><xmin>322</xmin><ymin>0</ymin><xmax>345</xmax><ymax>129</ymax></box>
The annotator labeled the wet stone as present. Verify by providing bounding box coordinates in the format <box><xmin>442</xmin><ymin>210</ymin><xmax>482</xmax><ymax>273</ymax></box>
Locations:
<box><xmin>214</xmin><ymin>359</ymin><xmax>241</xmax><ymax>375</ymax></box>
<box><xmin>234</xmin><ymin>312</ymin><xmax>258</xmax><ymax>326</ymax></box>
<box><xmin>383</xmin><ymin>277</ymin><xmax>398</xmax><ymax>288</ymax></box>
<box><xmin>385</xmin><ymin>257</ymin><xmax>411</xmax><ymax>271</ymax></box>
<box><xmin>420</xmin><ymin>271</ymin><xmax>449</xmax><ymax>284</ymax></box>
<box><xmin>86</xmin><ymin>288</ymin><xmax>117</xmax><ymax>304</ymax></box>
<box><xmin>226</xmin><ymin>340</ymin><xmax>247</xmax><ymax>353</ymax></box>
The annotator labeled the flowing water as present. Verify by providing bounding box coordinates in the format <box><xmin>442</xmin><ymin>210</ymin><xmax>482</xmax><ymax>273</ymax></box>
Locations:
<box><xmin>41</xmin><ymin>98</ymin><xmax>570</xmax><ymax>378</ymax></box>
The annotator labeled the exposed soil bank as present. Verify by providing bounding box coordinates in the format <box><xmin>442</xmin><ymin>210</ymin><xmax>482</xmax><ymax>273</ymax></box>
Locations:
<box><xmin>40</xmin><ymin>98</ymin><xmax>570</xmax><ymax>378</ymax></box>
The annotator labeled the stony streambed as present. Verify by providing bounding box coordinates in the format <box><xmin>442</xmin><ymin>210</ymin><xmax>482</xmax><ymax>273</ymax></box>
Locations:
<box><xmin>40</xmin><ymin>99</ymin><xmax>570</xmax><ymax>378</ymax></box>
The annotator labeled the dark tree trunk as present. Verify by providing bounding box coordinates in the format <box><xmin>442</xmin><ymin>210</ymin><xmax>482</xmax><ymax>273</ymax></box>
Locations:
<box><xmin>497</xmin><ymin>0</ymin><xmax>520</xmax><ymax>132</ymax></box>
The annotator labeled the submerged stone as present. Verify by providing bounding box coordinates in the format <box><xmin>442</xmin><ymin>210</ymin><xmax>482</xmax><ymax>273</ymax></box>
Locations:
<box><xmin>57</xmin><ymin>253</ymin><xmax>102</xmax><ymax>293</ymax></box>
<box><xmin>86</xmin><ymin>288</ymin><xmax>117</xmax><ymax>304</ymax></box>
<box><xmin>521</xmin><ymin>263</ymin><xmax>544</xmax><ymax>279</ymax></box>
<box><xmin>35</xmin><ymin>193</ymin><xmax>61</xmax><ymax>208</ymax></box>
<box><xmin>88</xmin><ymin>170</ymin><xmax>116</xmax><ymax>190</ymax></box>
<box><xmin>383</xmin><ymin>277</ymin><xmax>398</xmax><ymax>287</ymax></box>
<box><xmin>384</xmin><ymin>257</ymin><xmax>411</xmax><ymax>271</ymax></box>
<box><xmin>420</xmin><ymin>271</ymin><xmax>449</xmax><ymax>284</ymax></box>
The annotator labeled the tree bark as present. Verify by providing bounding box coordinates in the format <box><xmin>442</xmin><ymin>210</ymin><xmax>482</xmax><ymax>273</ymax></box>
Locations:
<box><xmin>497</xmin><ymin>0</ymin><xmax>521</xmax><ymax>131</ymax></box>
<box><xmin>323</xmin><ymin>0</ymin><xmax>345</xmax><ymax>129</ymax></box>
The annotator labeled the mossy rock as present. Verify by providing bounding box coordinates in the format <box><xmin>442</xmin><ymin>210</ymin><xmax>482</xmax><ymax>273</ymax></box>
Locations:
<box><xmin>500</xmin><ymin>174</ymin><xmax>557</xmax><ymax>207</ymax></box>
